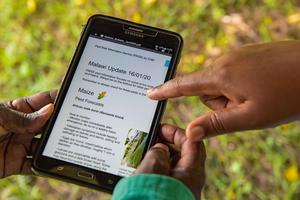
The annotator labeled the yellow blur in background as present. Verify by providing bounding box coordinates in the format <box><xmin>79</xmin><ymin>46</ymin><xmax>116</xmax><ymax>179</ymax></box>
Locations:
<box><xmin>0</xmin><ymin>0</ymin><xmax>300</xmax><ymax>199</ymax></box>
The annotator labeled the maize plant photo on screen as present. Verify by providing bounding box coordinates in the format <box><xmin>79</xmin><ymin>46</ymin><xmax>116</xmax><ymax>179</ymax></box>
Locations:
<box><xmin>121</xmin><ymin>128</ymin><xmax>148</xmax><ymax>168</ymax></box>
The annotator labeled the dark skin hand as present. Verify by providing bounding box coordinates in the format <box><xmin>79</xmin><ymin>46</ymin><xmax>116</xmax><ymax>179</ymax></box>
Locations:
<box><xmin>135</xmin><ymin>124</ymin><xmax>206</xmax><ymax>200</ymax></box>
<box><xmin>0</xmin><ymin>91</ymin><xmax>205</xmax><ymax>199</ymax></box>
<box><xmin>0</xmin><ymin>91</ymin><xmax>56</xmax><ymax>178</ymax></box>
<box><xmin>147</xmin><ymin>41</ymin><xmax>300</xmax><ymax>141</ymax></box>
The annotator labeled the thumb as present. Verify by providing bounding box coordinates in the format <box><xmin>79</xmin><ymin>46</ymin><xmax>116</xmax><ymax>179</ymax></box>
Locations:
<box><xmin>186</xmin><ymin>106</ymin><xmax>250</xmax><ymax>141</ymax></box>
<box><xmin>0</xmin><ymin>103</ymin><xmax>54</xmax><ymax>135</ymax></box>
<box><xmin>134</xmin><ymin>143</ymin><xmax>170</xmax><ymax>175</ymax></box>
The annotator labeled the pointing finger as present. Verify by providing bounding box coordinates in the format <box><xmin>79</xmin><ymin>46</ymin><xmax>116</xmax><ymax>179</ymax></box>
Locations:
<box><xmin>147</xmin><ymin>70</ymin><xmax>215</xmax><ymax>100</ymax></box>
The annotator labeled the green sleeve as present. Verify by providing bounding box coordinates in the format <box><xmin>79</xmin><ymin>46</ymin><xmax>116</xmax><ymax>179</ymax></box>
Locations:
<box><xmin>112</xmin><ymin>174</ymin><xmax>195</xmax><ymax>200</ymax></box>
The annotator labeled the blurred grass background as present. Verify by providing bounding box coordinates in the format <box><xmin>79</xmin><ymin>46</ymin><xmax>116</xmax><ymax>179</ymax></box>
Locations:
<box><xmin>0</xmin><ymin>0</ymin><xmax>300</xmax><ymax>199</ymax></box>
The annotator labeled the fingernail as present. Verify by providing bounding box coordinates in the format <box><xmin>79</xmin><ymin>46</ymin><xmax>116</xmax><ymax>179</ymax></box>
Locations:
<box><xmin>146</xmin><ymin>87</ymin><xmax>155</xmax><ymax>96</ymax></box>
<box><xmin>38</xmin><ymin>103</ymin><xmax>54</xmax><ymax>115</ymax></box>
<box><xmin>153</xmin><ymin>143</ymin><xmax>169</xmax><ymax>152</ymax></box>
<box><xmin>187</xmin><ymin>126</ymin><xmax>205</xmax><ymax>141</ymax></box>
<box><xmin>153</xmin><ymin>143</ymin><xmax>170</xmax><ymax>157</ymax></box>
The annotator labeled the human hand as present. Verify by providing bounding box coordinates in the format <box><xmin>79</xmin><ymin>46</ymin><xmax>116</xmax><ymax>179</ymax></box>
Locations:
<box><xmin>0</xmin><ymin>91</ymin><xmax>56</xmax><ymax>178</ymax></box>
<box><xmin>147</xmin><ymin>41</ymin><xmax>300</xmax><ymax>141</ymax></box>
<box><xmin>135</xmin><ymin>124</ymin><xmax>206</xmax><ymax>200</ymax></box>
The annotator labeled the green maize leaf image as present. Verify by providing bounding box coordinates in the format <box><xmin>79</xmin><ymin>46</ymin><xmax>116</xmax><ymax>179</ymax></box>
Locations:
<box><xmin>121</xmin><ymin>129</ymin><xmax>148</xmax><ymax>168</ymax></box>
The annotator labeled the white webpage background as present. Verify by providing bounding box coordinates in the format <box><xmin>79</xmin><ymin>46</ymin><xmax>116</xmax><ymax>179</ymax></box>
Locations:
<box><xmin>43</xmin><ymin>36</ymin><xmax>171</xmax><ymax>176</ymax></box>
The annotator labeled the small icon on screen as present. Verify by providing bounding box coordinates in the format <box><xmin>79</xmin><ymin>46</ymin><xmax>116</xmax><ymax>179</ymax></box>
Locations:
<box><xmin>164</xmin><ymin>60</ymin><xmax>170</xmax><ymax>68</ymax></box>
<box><xmin>98</xmin><ymin>91</ymin><xmax>107</xmax><ymax>100</ymax></box>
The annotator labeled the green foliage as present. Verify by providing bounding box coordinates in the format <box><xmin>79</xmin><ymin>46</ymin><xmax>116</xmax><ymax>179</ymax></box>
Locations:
<box><xmin>1</xmin><ymin>0</ymin><xmax>300</xmax><ymax>199</ymax></box>
<box><xmin>0</xmin><ymin>176</ymin><xmax>41</xmax><ymax>199</ymax></box>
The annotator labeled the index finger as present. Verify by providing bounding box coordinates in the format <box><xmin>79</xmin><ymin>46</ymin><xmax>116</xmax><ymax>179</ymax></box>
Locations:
<box><xmin>147</xmin><ymin>70</ymin><xmax>211</xmax><ymax>100</ymax></box>
<box><xmin>9</xmin><ymin>90</ymin><xmax>57</xmax><ymax>113</ymax></box>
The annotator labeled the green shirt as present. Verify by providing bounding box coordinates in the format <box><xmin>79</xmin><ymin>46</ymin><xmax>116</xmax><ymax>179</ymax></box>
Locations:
<box><xmin>112</xmin><ymin>174</ymin><xmax>195</xmax><ymax>200</ymax></box>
